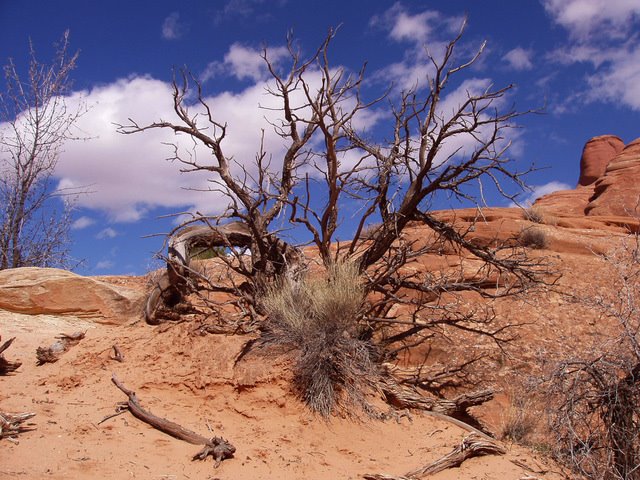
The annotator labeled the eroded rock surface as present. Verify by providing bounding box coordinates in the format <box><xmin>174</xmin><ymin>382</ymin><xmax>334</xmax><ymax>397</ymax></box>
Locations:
<box><xmin>578</xmin><ymin>134</ymin><xmax>624</xmax><ymax>186</ymax></box>
<box><xmin>0</xmin><ymin>267</ymin><xmax>143</xmax><ymax>324</ymax></box>
<box><xmin>586</xmin><ymin>138</ymin><xmax>640</xmax><ymax>217</ymax></box>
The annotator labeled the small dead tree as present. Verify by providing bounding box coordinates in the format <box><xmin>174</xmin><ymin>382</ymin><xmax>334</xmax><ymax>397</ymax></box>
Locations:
<box><xmin>0</xmin><ymin>31</ymin><xmax>84</xmax><ymax>270</ymax></box>
<box><xmin>120</xmin><ymin>22</ymin><xmax>550</xmax><ymax>415</ymax></box>
<box><xmin>548</xmin><ymin>233</ymin><xmax>640</xmax><ymax>480</ymax></box>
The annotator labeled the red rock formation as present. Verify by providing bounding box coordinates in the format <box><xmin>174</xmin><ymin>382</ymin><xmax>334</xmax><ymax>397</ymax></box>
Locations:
<box><xmin>0</xmin><ymin>267</ymin><xmax>144</xmax><ymax>324</ymax></box>
<box><xmin>586</xmin><ymin>138</ymin><xmax>640</xmax><ymax>217</ymax></box>
<box><xmin>578</xmin><ymin>135</ymin><xmax>624</xmax><ymax>186</ymax></box>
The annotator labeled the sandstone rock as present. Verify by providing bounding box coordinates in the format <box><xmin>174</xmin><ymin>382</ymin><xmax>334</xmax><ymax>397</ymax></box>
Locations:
<box><xmin>578</xmin><ymin>134</ymin><xmax>624</xmax><ymax>186</ymax></box>
<box><xmin>0</xmin><ymin>267</ymin><xmax>144</xmax><ymax>324</ymax></box>
<box><xmin>586</xmin><ymin>138</ymin><xmax>640</xmax><ymax>217</ymax></box>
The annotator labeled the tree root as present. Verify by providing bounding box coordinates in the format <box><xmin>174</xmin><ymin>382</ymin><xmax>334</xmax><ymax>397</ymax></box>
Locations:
<box><xmin>364</xmin><ymin>433</ymin><xmax>506</xmax><ymax>479</ymax></box>
<box><xmin>109</xmin><ymin>374</ymin><xmax>235</xmax><ymax>467</ymax></box>
<box><xmin>0</xmin><ymin>412</ymin><xmax>36</xmax><ymax>441</ymax></box>
<box><xmin>0</xmin><ymin>337</ymin><xmax>21</xmax><ymax>374</ymax></box>
<box><xmin>36</xmin><ymin>331</ymin><xmax>85</xmax><ymax>365</ymax></box>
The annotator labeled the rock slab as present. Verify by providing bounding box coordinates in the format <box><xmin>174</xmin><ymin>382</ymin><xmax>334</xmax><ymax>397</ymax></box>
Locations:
<box><xmin>0</xmin><ymin>267</ymin><xmax>143</xmax><ymax>324</ymax></box>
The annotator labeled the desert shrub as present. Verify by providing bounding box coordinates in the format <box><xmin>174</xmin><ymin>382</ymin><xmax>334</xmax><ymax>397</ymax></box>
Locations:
<box><xmin>524</xmin><ymin>206</ymin><xmax>545</xmax><ymax>224</ymax></box>
<box><xmin>518</xmin><ymin>227</ymin><xmax>548</xmax><ymax>249</ymax></box>
<box><xmin>259</xmin><ymin>260</ymin><xmax>381</xmax><ymax>417</ymax></box>
<box><xmin>546</xmin><ymin>235</ymin><xmax>640</xmax><ymax>480</ymax></box>
<box><xmin>501</xmin><ymin>395</ymin><xmax>538</xmax><ymax>444</ymax></box>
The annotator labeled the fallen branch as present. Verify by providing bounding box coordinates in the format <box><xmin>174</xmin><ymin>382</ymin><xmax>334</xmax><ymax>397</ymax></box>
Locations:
<box><xmin>380</xmin><ymin>378</ymin><xmax>493</xmax><ymax>437</ymax></box>
<box><xmin>0</xmin><ymin>337</ymin><xmax>21</xmax><ymax>374</ymax></box>
<box><xmin>364</xmin><ymin>433</ymin><xmax>505</xmax><ymax>479</ymax></box>
<box><xmin>36</xmin><ymin>331</ymin><xmax>85</xmax><ymax>365</ymax></box>
<box><xmin>109</xmin><ymin>374</ymin><xmax>235</xmax><ymax>467</ymax></box>
<box><xmin>110</xmin><ymin>345</ymin><xmax>124</xmax><ymax>362</ymax></box>
<box><xmin>0</xmin><ymin>412</ymin><xmax>36</xmax><ymax>441</ymax></box>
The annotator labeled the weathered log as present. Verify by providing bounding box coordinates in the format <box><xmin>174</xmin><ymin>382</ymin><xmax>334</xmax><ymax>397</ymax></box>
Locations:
<box><xmin>110</xmin><ymin>374</ymin><xmax>235</xmax><ymax>467</ymax></box>
<box><xmin>0</xmin><ymin>336</ymin><xmax>21</xmax><ymax>374</ymax></box>
<box><xmin>145</xmin><ymin>221</ymin><xmax>303</xmax><ymax>324</ymax></box>
<box><xmin>363</xmin><ymin>433</ymin><xmax>505</xmax><ymax>479</ymax></box>
<box><xmin>0</xmin><ymin>412</ymin><xmax>36</xmax><ymax>441</ymax></box>
<box><xmin>36</xmin><ymin>331</ymin><xmax>85</xmax><ymax>365</ymax></box>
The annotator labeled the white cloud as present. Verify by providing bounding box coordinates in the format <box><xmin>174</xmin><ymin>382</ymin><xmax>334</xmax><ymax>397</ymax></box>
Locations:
<box><xmin>514</xmin><ymin>180</ymin><xmax>572</xmax><ymax>207</ymax></box>
<box><xmin>71</xmin><ymin>216</ymin><xmax>95</xmax><ymax>230</ymax></box>
<box><xmin>51</xmin><ymin>61</ymin><xmax>384</xmax><ymax>224</ymax></box>
<box><xmin>585</xmin><ymin>42</ymin><xmax>640</xmax><ymax>110</ymax></box>
<box><xmin>162</xmin><ymin>12</ymin><xmax>185</xmax><ymax>40</ymax></box>
<box><xmin>95</xmin><ymin>260</ymin><xmax>114</xmax><ymax>270</ymax></box>
<box><xmin>201</xmin><ymin>43</ymin><xmax>289</xmax><ymax>83</ymax></box>
<box><xmin>370</xmin><ymin>3</ymin><xmax>460</xmax><ymax>45</ymax></box>
<box><xmin>96</xmin><ymin>227</ymin><xmax>118</xmax><ymax>239</ymax></box>
<box><xmin>503</xmin><ymin>47</ymin><xmax>534</xmax><ymax>71</ymax></box>
<box><xmin>542</xmin><ymin>0</ymin><xmax>640</xmax><ymax>39</ymax></box>
<box><xmin>542</xmin><ymin>0</ymin><xmax>640</xmax><ymax>112</ymax></box>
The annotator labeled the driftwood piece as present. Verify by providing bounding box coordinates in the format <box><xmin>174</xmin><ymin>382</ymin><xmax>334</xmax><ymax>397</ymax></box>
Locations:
<box><xmin>110</xmin><ymin>374</ymin><xmax>235</xmax><ymax>467</ymax></box>
<box><xmin>0</xmin><ymin>336</ymin><xmax>21</xmax><ymax>374</ymax></box>
<box><xmin>36</xmin><ymin>331</ymin><xmax>85</xmax><ymax>365</ymax></box>
<box><xmin>110</xmin><ymin>345</ymin><xmax>124</xmax><ymax>362</ymax></box>
<box><xmin>0</xmin><ymin>412</ymin><xmax>36</xmax><ymax>441</ymax></box>
<box><xmin>363</xmin><ymin>434</ymin><xmax>506</xmax><ymax>479</ymax></box>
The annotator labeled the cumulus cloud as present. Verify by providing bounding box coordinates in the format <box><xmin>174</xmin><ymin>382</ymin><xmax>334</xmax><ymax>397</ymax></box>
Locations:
<box><xmin>542</xmin><ymin>0</ymin><xmax>640</xmax><ymax>39</ymax></box>
<box><xmin>71</xmin><ymin>216</ymin><xmax>95</xmax><ymax>230</ymax></box>
<box><xmin>162</xmin><ymin>12</ymin><xmax>185</xmax><ymax>40</ymax></box>
<box><xmin>503</xmin><ymin>47</ymin><xmax>534</xmax><ymax>71</ymax></box>
<box><xmin>201</xmin><ymin>43</ymin><xmax>289</xmax><ymax>83</ymax></box>
<box><xmin>51</xmin><ymin>55</ymin><xmax>384</xmax><ymax>224</ymax></box>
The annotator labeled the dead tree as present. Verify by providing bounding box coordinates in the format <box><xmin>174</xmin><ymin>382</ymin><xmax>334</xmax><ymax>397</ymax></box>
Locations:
<box><xmin>0</xmin><ymin>31</ymin><xmax>85</xmax><ymax>269</ymax></box>
<box><xmin>119</xmin><ymin>21</ymin><xmax>551</xmax><ymax>414</ymax></box>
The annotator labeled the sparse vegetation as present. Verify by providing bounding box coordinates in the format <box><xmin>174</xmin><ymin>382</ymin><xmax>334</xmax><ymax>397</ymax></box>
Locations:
<box><xmin>518</xmin><ymin>227</ymin><xmax>548</xmax><ymax>249</ymax></box>
<box><xmin>547</xmin><ymin>234</ymin><xmax>640</xmax><ymax>480</ymax></box>
<box><xmin>524</xmin><ymin>207</ymin><xmax>545</xmax><ymax>224</ymax></box>
<box><xmin>259</xmin><ymin>260</ymin><xmax>381</xmax><ymax>417</ymax></box>
<box><xmin>501</xmin><ymin>395</ymin><xmax>538</xmax><ymax>444</ymax></box>
<box><xmin>0</xmin><ymin>32</ymin><xmax>85</xmax><ymax>269</ymax></box>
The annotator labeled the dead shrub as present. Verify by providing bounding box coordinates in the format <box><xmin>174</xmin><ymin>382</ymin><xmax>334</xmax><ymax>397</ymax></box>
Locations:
<box><xmin>524</xmin><ymin>207</ymin><xmax>545</xmax><ymax>224</ymax></box>
<box><xmin>501</xmin><ymin>395</ymin><xmax>538</xmax><ymax>444</ymax></box>
<box><xmin>259</xmin><ymin>260</ymin><xmax>381</xmax><ymax>417</ymax></box>
<box><xmin>545</xmin><ymin>235</ymin><xmax>640</xmax><ymax>480</ymax></box>
<box><xmin>518</xmin><ymin>227</ymin><xmax>548</xmax><ymax>249</ymax></box>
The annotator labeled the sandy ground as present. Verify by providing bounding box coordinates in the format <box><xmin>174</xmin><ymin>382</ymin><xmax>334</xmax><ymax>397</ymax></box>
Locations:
<box><xmin>0</xmin><ymin>306</ymin><xmax>564</xmax><ymax>480</ymax></box>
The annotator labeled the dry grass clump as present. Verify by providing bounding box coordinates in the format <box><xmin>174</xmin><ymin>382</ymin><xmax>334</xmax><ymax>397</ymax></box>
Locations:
<box><xmin>518</xmin><ymin>227</ymin><xmax>548</xmax><ymax>249</ymax></box>
<box><xmin>523</xmin><ymin>206</ymin><xmax>545</xmax><ymax>224</ymax></box>
<box><xmin>259</xmin><ymin>260</ymin><xmax>380</xmax><ymax>417</ymax></box>
<box><xmin>501</xmin><ymin>395</ymin><xmax>538</xmax><ymax>444</ymax></box>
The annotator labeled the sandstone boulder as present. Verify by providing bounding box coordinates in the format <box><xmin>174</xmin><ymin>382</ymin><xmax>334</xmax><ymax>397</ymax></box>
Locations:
<box><xmin>0</xmin><ymin>267</ymin><xmax>144</xmax><ymax>324</ymax></box>
<box><xmin>586</xmin><ymin>138</ymin><xmax>640</xmax><ymax>217</ymax></box>
<box><xmin>578</xmin><ymin>134</ymin><xmax>624</xmax><ymax>186</ymax></box>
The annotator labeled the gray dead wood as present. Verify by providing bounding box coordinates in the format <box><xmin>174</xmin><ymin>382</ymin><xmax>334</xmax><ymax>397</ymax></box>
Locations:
<box><xmin>0</xmin><ymin>412</ymin><xmax>36</xmax><ymax>441</ymax></box>
<box><xmin>0</xmin><ymin>336</ymin><xmax>21</xmax><ymax>374</ymax></box>
<box><xmin>110</xmin><ymin>374</ymin><xmax>235</xmax><ymax>467</ymax></box>
<box><xmin>380</xmin><ymin>378</ymin><xmax>493</xmax><ymax>437</ymax></box>
<box><xmin>363</xmin><ymin>433</ymin><xmax>506</xmax><ymax>479</ymax></box>
<box><xmin>145</xmin><ymin>221</ymin><xmax>302</xmax><ymax>324</ymax></box>
<box><xmin>110</xmin><ymin>345</ymin><xmax>124</xmax><ymax>362</ymax></box>
<box><xmin>36</xmin><ymin>331</ymin><xmax>85</xmax><ymax>365</ymax></box>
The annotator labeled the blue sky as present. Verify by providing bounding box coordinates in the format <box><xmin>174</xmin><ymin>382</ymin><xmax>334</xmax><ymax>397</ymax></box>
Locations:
<box><xmin>1</xmin><ymin>0</ymin><xmax>639</xmax><ymax>275</ymax></box>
